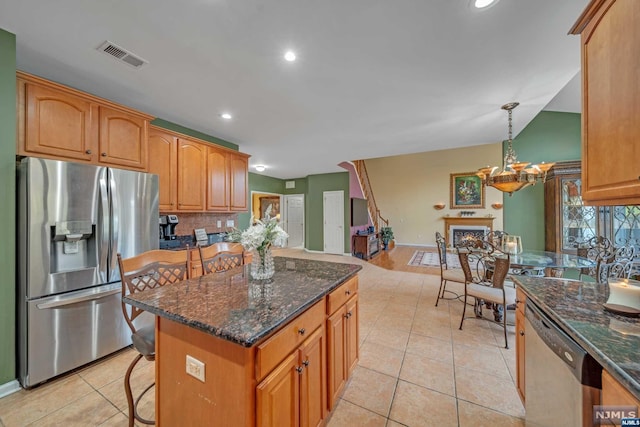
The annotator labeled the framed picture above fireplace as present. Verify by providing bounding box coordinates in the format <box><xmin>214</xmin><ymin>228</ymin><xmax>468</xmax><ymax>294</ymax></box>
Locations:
<box><xmin>450</xmin><ymin>172</ymin><xmax>485</xmax><ymax>209</ymax></box>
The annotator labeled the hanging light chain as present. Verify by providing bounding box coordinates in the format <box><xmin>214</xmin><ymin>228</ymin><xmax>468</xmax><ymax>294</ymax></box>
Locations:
<box><xmin>503</xmin><ymin>102</ymin><xmax>518</xmax><ymax>168</ymax></box>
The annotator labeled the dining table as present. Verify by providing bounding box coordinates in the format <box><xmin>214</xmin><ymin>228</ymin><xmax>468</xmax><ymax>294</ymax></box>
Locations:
<box><xmin>507</xmin><ymin>249</ymin><xmax>596</xmax><ymax>277</ymax></box>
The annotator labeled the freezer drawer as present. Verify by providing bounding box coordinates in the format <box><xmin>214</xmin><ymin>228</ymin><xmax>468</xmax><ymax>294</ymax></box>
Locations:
<box><xmin>20</xmin><ymin>283</ymin><xmax>132</xmax><ymax>388</ymax></box>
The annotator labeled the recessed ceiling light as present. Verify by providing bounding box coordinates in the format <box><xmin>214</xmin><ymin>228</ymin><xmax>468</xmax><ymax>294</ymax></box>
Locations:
<box><xmin>284</xmin><ymin>51</ymin><xmax>296</xmax><ymax>62</ymax></box>
<box><xmin>474</xmin><ymin>0</ymin><xmax>499</xmax><ymax>8</ymax></box>
<box><xmin>220</xmin><ymin>113</ymin><xmax>232</xmax><ymax>120</ymax></box>
<box><xmin>255</xmin><ymin>165</ymin><xmax>266</xmax><ymax>172</ymax></box>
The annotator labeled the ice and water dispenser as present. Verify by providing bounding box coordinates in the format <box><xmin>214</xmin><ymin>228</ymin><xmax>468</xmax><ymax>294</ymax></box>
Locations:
<box><xmin>50</xmin><ymin>220</ymin><xmax>96</xmax><ymax>273</ymax></box>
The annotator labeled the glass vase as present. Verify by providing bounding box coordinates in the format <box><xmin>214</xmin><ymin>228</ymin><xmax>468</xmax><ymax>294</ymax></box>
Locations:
<box><xmin>251</xmin><ymin>247</ymin><xmax>275</xmax><ymax>280</ymax></box>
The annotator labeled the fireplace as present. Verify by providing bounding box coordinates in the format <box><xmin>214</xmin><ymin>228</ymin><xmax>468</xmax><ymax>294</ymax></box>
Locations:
<box><xmin>442</xmin><ymin>216</ymin><xmax>495</xmax><ymax>247</ymax></box>
<box><xmin>449</xmin><ymin>225</ymin><xmax>489</xmax><ymax>246</ymax></box>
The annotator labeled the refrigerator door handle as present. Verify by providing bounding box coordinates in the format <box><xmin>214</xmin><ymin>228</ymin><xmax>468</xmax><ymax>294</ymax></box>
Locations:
<box><xmin>36</xmin><ymin>288</ymin><xmax>121</xmax><ymax>309</ymax></box>
<box><xmin>98</xmin><ymin>167</ymin><xmax>109</xmax><ymax>284</ymax></box>
<box><xmin>109</xmin><ymin>168</ymin><xmax>120</xmax><ymax>280</ymax></box>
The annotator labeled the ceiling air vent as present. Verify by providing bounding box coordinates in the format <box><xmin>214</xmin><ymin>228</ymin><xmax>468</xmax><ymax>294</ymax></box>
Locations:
<box><xmin>97</xmin><ymin>41</ymin><xmax>148</xmax><ymax>69</ymax></box>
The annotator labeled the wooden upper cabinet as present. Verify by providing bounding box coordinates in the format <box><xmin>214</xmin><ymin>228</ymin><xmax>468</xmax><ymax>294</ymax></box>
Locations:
<box><xmin>571</xmin><ymin>0</ymin><xmax>640</xmax><ymax>205</ymax></box>
<box><xmin>20</xmin><ymin>81</ymin><xmax>97</xmax><ymax>162</ymax></box>
<box><xmin>148</xmin><ymin>127</ymin><xmax>178</xmax><ymax>211</ymax></box>
<box><xmin>207</xmin><ymin>146</ymin><xmax>230</xmax><ymax>211</ymax></box>
<box><xmin>98</xmin><ymin>106</ymin><xmax>148</xmax><ymax>169</ymax></box>
<box><xmin>230</xmin><ymin>153</ymin><xmax>249</xmax><ymax>211</ymax></box>
<box><xmin>177</xmin><ymin>138</ymin><xmax>207</xmax><ymax>211</ymax></box>
<box><xmin>207</xmin><ymin>148</ymin><xmax>249</xmax><ymax>212</ymax></box>
<box><xmin>17</xmin><ymin>72</ymin><xmax>152</xmax><ymax>171</ymax></box>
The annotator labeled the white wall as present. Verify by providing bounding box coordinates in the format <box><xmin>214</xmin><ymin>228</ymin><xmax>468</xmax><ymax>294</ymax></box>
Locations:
<box><xmin>365</xmin><ymin>142</ymin><xmax>504</xmax><ymax>246</ymax></box>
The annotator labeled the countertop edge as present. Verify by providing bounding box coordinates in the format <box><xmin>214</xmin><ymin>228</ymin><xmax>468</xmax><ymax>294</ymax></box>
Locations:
<box><xmin>514</xmin><ymin>278</ymin><xmax>640</xmax><ymax>402</ymax></box>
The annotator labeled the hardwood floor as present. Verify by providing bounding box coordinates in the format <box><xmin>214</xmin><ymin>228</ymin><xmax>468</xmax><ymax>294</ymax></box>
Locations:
<box><xmin>367</xmin><ymin>244</ymin><xmax>441</xmax><ymax>275</ymax></box>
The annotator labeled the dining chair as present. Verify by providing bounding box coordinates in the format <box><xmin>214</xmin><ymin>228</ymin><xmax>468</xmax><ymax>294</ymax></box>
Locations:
<box><xmin>198</xmin><ymin>242</ymin><xmax>245</xmax><ymax>275</ymax></box>
<box><xmin>487</xmin><ymin>230</ymin><xmax>509</xmax><ymax>249</ymax></box>
<box><xmin>596</xmin><ymin>244</ymin><xmax>635</xmax><ymax>283</ymax></box>
<box><xmin>118</xmin><ymin>248</ymin><xmax>191</xmax><ymax>427</ymax></box>
<box><xmin>457</xmin><ymin>239</ymin><xmax>515</xmax><ymax>349</ymax></box>
<box><xmin>434</xmin><ymin>231</ymin><xmax>466</xmax><ymax>307</ymax></box>
<box><xmin>577</xmin><ymin>236</ymin><xmax>614</xmax><ymax>282</ymax></box>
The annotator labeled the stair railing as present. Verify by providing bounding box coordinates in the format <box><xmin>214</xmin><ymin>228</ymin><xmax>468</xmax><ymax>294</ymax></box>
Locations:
<box><xmin>353</xmin><ymin>160</ymin><xmax>389</xmax><ymax>232</ymax></box>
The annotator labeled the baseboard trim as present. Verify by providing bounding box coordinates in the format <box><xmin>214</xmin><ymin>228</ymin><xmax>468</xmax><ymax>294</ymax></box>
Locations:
<box><xmin>0</xmin><ymin>380</ymin><xmax>22</xmax><ymax>398</ymax></box>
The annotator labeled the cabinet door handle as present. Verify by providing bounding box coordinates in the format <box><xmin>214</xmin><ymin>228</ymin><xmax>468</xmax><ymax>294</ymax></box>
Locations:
<box><xmin>101</xmin><ymin>152</ymin><xmax>107</xmax><ymax>157</ymax></box>
<box><xmin>303</xmin><ymin>360</ymin><xmax>310</xmax><ymax>367</ymax></box>
<box><xmin>298</xmin><ymin>328</ymin><xmax>306</xmax><ymax>335</ymax></box>
<box><xmin>515</xmin><ymin>299</ymin><xmax>522</xmax><ymax>305</ymax></box>
<box><xmin>345</xmin><ymin>290</ymin><xmax>351</xmax><ymax>296</ymax></box>
<box><xmin>296</xmin><ymin>366</ymin><xmax>304</xmax><ymax>373</ymax></box>
<box><xmin>85</xmin><ymin>149</ymin><xmax>92</xmax><ymax>154</ymax></box>
<box><xmin>519</xmin><ymin>330</ymin><xmax>525</xmax><ymax>336</ymax></box>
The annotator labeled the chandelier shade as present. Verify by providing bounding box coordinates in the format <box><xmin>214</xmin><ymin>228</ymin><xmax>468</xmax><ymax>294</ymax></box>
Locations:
<box><xmin>477</xmin><ymin>102</ymin><xmax>554</xmax><ymax>195</ymax></box>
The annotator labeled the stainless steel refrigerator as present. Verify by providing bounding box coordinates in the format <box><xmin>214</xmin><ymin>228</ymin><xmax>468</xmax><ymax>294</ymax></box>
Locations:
<box><xmin>18</xmin><ymin>157</ymin><xmax>159</xmax><ymax>388</ymax></box>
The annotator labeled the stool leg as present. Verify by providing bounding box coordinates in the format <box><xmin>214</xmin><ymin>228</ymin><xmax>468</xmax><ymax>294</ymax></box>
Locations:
<box><xmin>125</xmin><ymin>353</ymin><xmax>143</xmax><ymax>427</ymax></box>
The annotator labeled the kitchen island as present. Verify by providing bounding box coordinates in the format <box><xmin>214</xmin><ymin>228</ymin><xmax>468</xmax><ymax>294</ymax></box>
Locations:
<box><xmin>513</xmin><ymin>276</ymin><xmax>640</xmax><ymax>404</ymax></box>
<box><xmin>124</xmin><ymin>256</ymin><xmax>362</xmax><ymax>427</ymax></box>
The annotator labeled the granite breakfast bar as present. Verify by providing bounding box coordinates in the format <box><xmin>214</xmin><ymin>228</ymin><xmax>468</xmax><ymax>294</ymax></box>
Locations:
<box><xmin>124</xmin><ymin>256</ymin><xmax>362</xmax><ymax>427</ymax></box>
<box><xmin>512</xmin><ymin>276</ymin><xmax>640</xmax><ymax>407</ymax></box>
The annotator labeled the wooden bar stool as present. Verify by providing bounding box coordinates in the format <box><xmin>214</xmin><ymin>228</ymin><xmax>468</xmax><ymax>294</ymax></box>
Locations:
<box><xmin>118</xmin><ymin>248</ymin><xmax>190</xmax><ymax>426</ymax></box>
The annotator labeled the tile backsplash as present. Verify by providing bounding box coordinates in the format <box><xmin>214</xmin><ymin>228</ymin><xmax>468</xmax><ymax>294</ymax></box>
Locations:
<box><xmin>161</xmin><ymin>212</ymin><xmax>239</xmax><ymax>237</ymax></box>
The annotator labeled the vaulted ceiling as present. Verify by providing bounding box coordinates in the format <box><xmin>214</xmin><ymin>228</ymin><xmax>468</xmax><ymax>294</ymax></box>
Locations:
<box><xmin>0</xmin><ymin>0</ymin><xmax>588</xmax><ymax>179</ymax></box>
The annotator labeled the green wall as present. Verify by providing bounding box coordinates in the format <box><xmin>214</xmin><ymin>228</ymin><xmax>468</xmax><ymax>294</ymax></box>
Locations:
<box><xmin>0</xmin><ymin>29</ymin><xmax>16</xmax><ymax>384</ymax></box>
<box><xmin>245</xmin><ymin>172</ymin><xmax>350</xmax><ymax>252</ymax></box>
<box><xmin>151</xmin><ymin>118</ymin><xmax>238</xmax><ymax>151</ymax></box>
<box><xmin>306</xmin><ymin>173</ymin><xmax>350</xmax><ymax>252</ymax></box>
<box><xmin>504</xmin><ymin>111</ymin><xmax>582</xmax><ymax>250</ymax></box>
<box><xmin>240</xmin><ymin>173</ymin><xmax>287</xmax><ymax>229</ymax></box>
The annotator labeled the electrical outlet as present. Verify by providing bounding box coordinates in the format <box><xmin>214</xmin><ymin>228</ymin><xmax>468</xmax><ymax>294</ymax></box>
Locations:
<box><xmin>216</xmin><ymin>220</ymin><xmax>222</xmax><ymax>228</ymax></box>
<box><xmin>226</xmin><ymin>219</ymin><xmax>234</xmax><ymax>227</ymax></box>
<box><xmin>186</xmin><ymin>355</ymin><xmax>205</xmax><ymax>382</ymax></box>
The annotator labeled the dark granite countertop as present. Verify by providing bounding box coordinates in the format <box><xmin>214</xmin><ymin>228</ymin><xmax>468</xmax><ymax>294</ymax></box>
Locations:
<box><xmin>123</xmin><ymin>256</ymin><xmax>362</xmax><ymax>348</ymax></box>
<box><xmin>513</xmin><ymin>276</ymin><xmax>640</xmax><ymax>401</ymax></box>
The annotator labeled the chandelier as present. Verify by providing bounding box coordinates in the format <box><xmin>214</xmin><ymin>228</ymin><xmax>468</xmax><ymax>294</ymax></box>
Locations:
<box><xmin>477</xmin><ymin>102</ymin><xmax>554</xmax><ymax>195</ymax></box>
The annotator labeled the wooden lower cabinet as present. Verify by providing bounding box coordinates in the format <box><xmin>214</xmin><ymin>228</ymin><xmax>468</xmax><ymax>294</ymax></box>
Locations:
<box><xmin>515</xmin><ymin>288</ymin><xmax>526</xmax><ymax>404</ymax></box>
<box><xmin>155</xmin><ymin>278</ymin><xmax>360</xmax><ymax>427</ymax></box>
<box><xmin>326</xmin><ymin>278</ymin><xmax>359</xmax><ymax>410</ymax></box>
<box><xmin>602</xmin><ymin>370</ymin><xmax>640</xmax><ymax>409</ymax></box>
<box><xmin>257</xmin><ymin>327</ymin><xmax>326</xmax><ymax>427</ymax></box>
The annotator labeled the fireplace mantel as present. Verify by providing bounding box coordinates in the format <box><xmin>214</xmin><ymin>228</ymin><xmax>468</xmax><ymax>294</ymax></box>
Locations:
<box><xmin>442</xmin><ymin>216</ymin><xmax>495</xmax><ymax>246</ymax></box>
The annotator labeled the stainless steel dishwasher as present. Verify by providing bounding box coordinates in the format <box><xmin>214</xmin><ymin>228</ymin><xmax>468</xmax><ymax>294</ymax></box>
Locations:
<box><xmin>525</xmin><ymin>300</ymin><xmax>602</xmax><ymax>427</ymax></box>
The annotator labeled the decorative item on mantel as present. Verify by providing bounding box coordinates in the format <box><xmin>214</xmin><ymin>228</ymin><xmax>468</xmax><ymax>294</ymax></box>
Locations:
<box><xmin>476</xmin><ymin>102</ymin><xmax>555</xmax><ymax>195</ymax></box>
<box><xmin>227</xmin><ymin>205</ymin><xmax>288</xmax><ymax>280</ymax></box>
<box><xmin>459</xmin><ymin>211</ymin><xmax>476</xmax><ymax>217</ymax></box>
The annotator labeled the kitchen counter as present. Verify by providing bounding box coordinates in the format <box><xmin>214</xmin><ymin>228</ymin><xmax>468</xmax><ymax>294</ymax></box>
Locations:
<box><xmin>123</xmin><ymin>256</ymin><xmax>362</xmax><ymax>347</ymax></box>
<box><xmin>513</xmin><ymin>276</ymin><xmax>640</xmax><ymax>401</ymax></box>
<box><xmin>123</xmin><ymin>255</ymin><xmax>362</xmax><ymax>426</ymax></box>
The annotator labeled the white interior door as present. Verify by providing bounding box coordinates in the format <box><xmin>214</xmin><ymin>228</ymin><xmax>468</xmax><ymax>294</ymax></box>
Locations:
<box><xmin>284</xmin><ymin>194</ymin><xmax>304</xmax><ymax>248</ymax></box>
<box><xmin>323</xmin><ymin>191</ymin><xmax>344</xmax><ymax>254</ymax></box>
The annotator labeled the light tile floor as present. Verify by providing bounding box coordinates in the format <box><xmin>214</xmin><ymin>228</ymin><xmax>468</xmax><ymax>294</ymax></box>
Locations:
<box><xmin>0</xmin><ymin>248</ymin><xmax>524</xmax><ymax>426</ymax></box>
